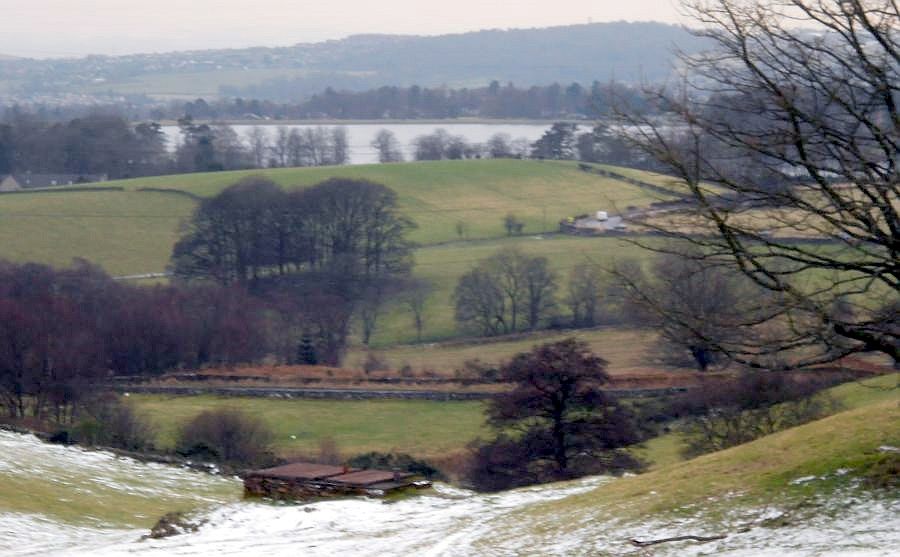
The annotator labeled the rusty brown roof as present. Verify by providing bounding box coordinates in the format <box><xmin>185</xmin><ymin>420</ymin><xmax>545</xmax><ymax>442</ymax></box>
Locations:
<box><xmin>328</xmin><ymin>469</ymin><xmax>415</xmax><ymax>486</ymax></box>
<box><xmin>249</xmin><ymin>462</ymin><xmax>354</xmax><ymax>480</ymax></box>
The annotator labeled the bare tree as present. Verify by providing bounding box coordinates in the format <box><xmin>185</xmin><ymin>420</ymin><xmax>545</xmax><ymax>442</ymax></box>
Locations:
<box><xmin>454</xmin><ymin>248</ymin><xmax>558</xmax><ymax>336</ymax></box>
<box><xmin>246</xmin><ymin>126</ymin><xmax>270</xmax><ymax>168</ymax></box>
<box><xmin>270</xmin><ymin>126</ymin><xmax>291</xmax><ymax>167</ymax></box>
<box><xmin>615</xmin><ymin>252</ymin><xmax>763</xmax><ymax>371</ymax></box>
<box><xmin>618</xmin><ymin>0</ymin><xmax>899</xmax><ymax>368</ymax></box>
<box><xmin>567</xmin><ymin>262</ymin><xmax>603</xmax><ymax>327</ymax></box>
<box><xmin>332</xmin><ymin>126</ymin><xmax>349</xmax><ymax>165</ymax></box>
<box><xmin>454</xmin><ymin>266</ymin><xmax>508</xmax><ymax>336</ymax></box>
<box><xmin>487</xmin><ymin>133</ymin><xmax>514</xmax><ymax>158</ymax></box>
<box><xmin>522</xmin><ymin>255</ymin><xmax>558</xmax><ymax>330</ymax></box>
<box><xmin>403</xmin><ymin>278</ymin><xmax>433</xmax><ymax>342</ymax></box>
<box><xmin>371</xmin><ymin>129</ymin><xmax>404</xmax><ymax>163</ymax></box>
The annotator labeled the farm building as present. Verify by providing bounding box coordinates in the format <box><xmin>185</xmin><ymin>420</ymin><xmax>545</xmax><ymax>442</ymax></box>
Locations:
<box><xmin>243</xmin><ymin>461</ymin><xmax>430</xmax><ymax>500</ymax></box>
<box><xmin>0</xmin><ymin>173</ymin><xmax>107</xmax><ymax>191</ymax></box>
<box><xmin>560</xmin><ymin>210</ymin><xmax>628</xmax><ymax>235</ymax></box>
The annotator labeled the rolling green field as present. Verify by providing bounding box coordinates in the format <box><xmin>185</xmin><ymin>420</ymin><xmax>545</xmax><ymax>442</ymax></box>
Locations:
<box><xmin>0</xmin><ymin>189</ymin><xmax>193</xmax><ymax>276</ymax></box>
<box><xmin>130</xmin><ymin>396</ymin><xmax>488</xmax><ymax>459</ymax></box>
<box><xmin>0</xmin><ymin>160</ymin><xmax>670</xmax><ymax>274</ymax></box>
<box><xmin>349</xmin><ymin>326</ymin><xmax>658</xmax><ymax>373</ymax></box>
<box><xmin>369</xmin><ymin>234</ymin><xmax>654</xmax><ymax>345</ymax></box>
<box><xmin>0</xmin><ymin>160</ymin><xmax>673</xmax><ymax>345</ymax></box>
<box><xmin>98</xmin><ymin>159</ymin><xmax>675</xmax><ymax>245</ymax></box>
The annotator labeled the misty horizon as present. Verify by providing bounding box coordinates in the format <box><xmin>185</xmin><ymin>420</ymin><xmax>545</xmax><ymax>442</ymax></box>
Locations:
<box><xmin>1</xmin><ymin>0</ymin><xmax>686</xmax><ymax>59</ymax></box>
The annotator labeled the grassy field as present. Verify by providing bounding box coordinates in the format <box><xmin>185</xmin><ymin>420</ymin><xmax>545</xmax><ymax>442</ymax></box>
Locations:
<box><xmin>349</xmin><ymin>326</ymin><xmax>659</xmax><ymax>374</ymax></box>
<box><xmin>0</xmin><ymin>160</ymin><xmax>671</xmax><ymax>344</ymax></box>
<box><xmin>368</xmin><ymin>234</ymin><xmax>655</xmax><ymax>346</ymax></box>
<box><xmin>0</xmin><ymin>189</ymin><xmax>194</xmax><ymax>275</ymax></box>
<box><xmin>0</xmin><ymin>159</ymin><xmax>670</xmax><ymax>275</ymax></box>
<box><xmin>631</xmin><ymin>372</ymin><xmax>900</xmax><ymax>471</ymax></box>
<box><xmin>98</xmin><ymin>159</ymin><xmax>676</xmax><ymax>245</ymax></box>
<box><xmin>130</xmin><ymin>395</ymin><xmax>488</xmax><ymax>459</ymax></box>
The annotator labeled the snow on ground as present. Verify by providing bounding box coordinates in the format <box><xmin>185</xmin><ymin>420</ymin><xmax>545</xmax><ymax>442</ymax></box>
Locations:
<box><xmin>1</xmin><ymin>431</ymin><xmax>897</xmax><ymax>556</ymax></box>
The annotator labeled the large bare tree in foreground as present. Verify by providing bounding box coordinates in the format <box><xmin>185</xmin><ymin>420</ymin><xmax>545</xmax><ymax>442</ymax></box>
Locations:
<box><xmin>619</xmin><ymin>0</ymin><xmax>898</xmax><ymax>368</ymax></box>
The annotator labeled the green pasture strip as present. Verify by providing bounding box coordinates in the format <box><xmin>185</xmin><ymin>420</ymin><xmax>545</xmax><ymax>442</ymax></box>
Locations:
<box><xmin>130</xmin><ymin>395</ymin><xmax>489</xmax><ymax>459</ymax></box>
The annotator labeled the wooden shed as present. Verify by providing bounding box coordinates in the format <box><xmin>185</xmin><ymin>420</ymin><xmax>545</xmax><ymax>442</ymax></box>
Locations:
<box><xmin>243</xmin><ymin>461</ymin><xmax>430</xmax><ymax>500</ymax></box>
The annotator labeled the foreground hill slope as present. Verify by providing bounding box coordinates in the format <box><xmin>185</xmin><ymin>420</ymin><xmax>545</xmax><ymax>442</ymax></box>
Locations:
<box><xmin>472</xmin><ymin>379</ymin><xmax>899</xmax><ymax>553</ymax></box>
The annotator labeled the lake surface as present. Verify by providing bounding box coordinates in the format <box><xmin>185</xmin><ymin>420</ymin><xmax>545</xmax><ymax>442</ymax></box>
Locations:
<box><xmin>160</xmin><ymin>123</ymin><xmax>568</xmax><ymax>164</ymax></box>
<box><xmin>2</xmin><ymin>431</ymin><xmax>897</xmax><ymax>556</ymax></box>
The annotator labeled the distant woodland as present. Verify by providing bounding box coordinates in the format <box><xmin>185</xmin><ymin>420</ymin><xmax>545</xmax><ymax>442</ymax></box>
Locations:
<box><xmin>168</xmin><ymin>81</ymin><xmax>654</xmax><ymax>121</ymax></box>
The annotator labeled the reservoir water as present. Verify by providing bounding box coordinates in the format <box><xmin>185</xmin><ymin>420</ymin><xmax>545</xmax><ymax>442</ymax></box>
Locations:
<box><xmin>160</xmin><ymin>122</ymin><xmax>568</xmax><ymax>164</ymax></box>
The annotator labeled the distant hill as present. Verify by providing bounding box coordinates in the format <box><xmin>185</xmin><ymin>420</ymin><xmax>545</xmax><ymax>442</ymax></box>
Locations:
<box><xmin>0</xmin><ymin>22</ymin><xmax>709</xmax><ymax>103</ymax></box>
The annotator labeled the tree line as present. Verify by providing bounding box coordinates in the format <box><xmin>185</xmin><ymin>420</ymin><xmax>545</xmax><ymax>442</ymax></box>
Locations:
<box><xmin>0</xmin><ymin>112</ymin><xmax>353</xmax><ymax>178</ymax></box>
<box><xmin>160</xmin><ymin>81</ymin><xmax>655</xmax><ymax>121</ymax></box>
<box><xmin>452</xmin><ymin>245</ymin><xmax>808</xmax><ymax>373</ymax></box>
<box><xmin>0</xmin><ymin>108</ymin><xmax>655</xmax><ymax>180</ymax></box>
<box><xmin>0</xmin><ymin>111</ymin><xmax>169</xmax><ymax>178</ymax></box>
<box><xmin>0</xmin><ymin>260</ymin><xmax>268</xmax><ymax>421</ymax></box>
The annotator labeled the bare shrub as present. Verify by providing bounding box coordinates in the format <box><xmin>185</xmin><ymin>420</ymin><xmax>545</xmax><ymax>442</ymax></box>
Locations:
<box><xmin>680</xmin><ymin>371</ymin><xmax>841</xmax><ymax>458</ymax></box>
<box><xmin>73</xmin><ymin>395</ymin><xmax>156</xmax><ymax>452</ymax></box>
<box><xmin>177</xmin><ymin>408</ymin><xmax>275</xmax><ymax>467</ymax></box>
<box><xmin>347</xmin><ymin>452</ymin><xmax>444</xmax><ymax>480</ymax></box>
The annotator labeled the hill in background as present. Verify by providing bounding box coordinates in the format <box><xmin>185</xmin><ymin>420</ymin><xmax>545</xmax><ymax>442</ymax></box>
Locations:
<box><xmin>1</xmin><ymin>22</ymin><xmax>709</xmax><ymax>102</ymax></box>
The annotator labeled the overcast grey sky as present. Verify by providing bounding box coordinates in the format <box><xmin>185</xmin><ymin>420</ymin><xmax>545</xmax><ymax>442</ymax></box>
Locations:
<box><xmin>1</xmin><ymin>0</ymin><xmax>688</xmax><ymax>58</ymax></box>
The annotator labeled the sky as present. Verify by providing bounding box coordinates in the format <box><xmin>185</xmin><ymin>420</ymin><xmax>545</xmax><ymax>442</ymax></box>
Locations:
<box><xmin>0</xmin><ymin>0</ymin><xmax>688</xmax><ymax>58</ymax></box>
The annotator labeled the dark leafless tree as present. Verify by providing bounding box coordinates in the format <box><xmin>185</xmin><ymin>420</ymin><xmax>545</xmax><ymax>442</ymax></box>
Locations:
<box><xmin>454</xmin><ymin>248</ymin><xmax>558</xmax><ymax>335</ymax></box>
<box><xmin>615</xmin><ymin>251</ymin><xmax>767</xmax><ymax>371</ymax></box>
<box><xmin>618</xmin><ymin>0</ymin><xmax>899</xmax><ymax>368</ymax></box>
<box><xmin>567</xmin><ymin>262</ymin><xmax>604</xmax><ymax>327</ymax></box>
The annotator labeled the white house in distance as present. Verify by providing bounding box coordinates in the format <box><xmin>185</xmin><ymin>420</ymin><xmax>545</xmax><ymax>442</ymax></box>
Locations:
<box><xmin>0</xmin><ymin>173</ymin><xmax>108</xmax><ymax>192</ymax></box>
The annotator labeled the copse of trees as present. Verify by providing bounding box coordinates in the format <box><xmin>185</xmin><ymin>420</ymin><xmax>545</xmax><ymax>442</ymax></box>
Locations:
<box><xmin>0</xmin><ymin>260</ymin><xmax>269</xmax><ymax>422</ymax></box>
<box><xmin>454</xmin><ymin>248</ymin><xmax>558</xmax><ymax>336</ymax></box>
<box><xmin>172</xmin><ymin>176</ymin><xmax>414</xmax><ymax>287</ymax></box>
<box><xmin>0</xmin><ymin>111</ymin><xmax>168</xmax><ymax>178</ymax></box>
<box><xmin>174</xmin><ymin>118</ymin><xmax>350</xmax><ymax>172</ymax></box>
<box><xmin>172</xmin><ymin>176</ymin><xmax>415</xmax><ymax>363</ymax></box>
<box><xmin>454</xmin><ymin>250</ymin><xmax>637</xmax><ymax>338</ymax></box>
